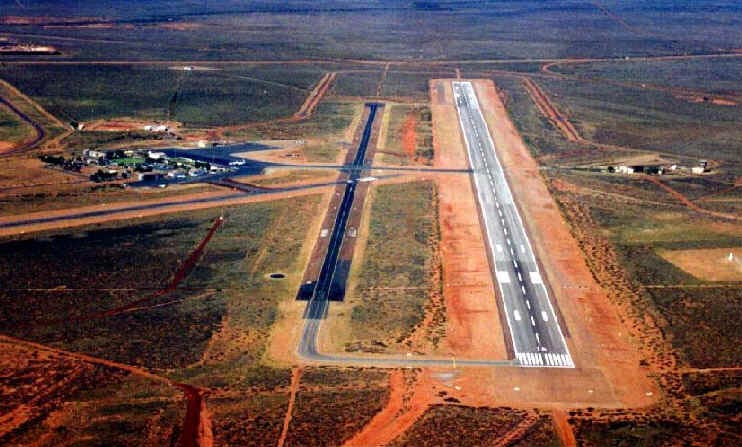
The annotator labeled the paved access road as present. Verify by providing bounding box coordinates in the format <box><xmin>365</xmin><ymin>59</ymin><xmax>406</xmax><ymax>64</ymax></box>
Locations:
<box><xmin>452</xmin><ymin>81</ymin><xmax>573</xmax><ymax>368</ymax></box>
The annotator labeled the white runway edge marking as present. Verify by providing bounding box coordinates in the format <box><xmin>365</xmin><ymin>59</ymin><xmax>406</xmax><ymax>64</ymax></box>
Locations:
<box><xmin>452</xmin><ymin>80</ymin><xmax>574</xmax><ymax>369</ymax></box>
<box><xmin>529</xmin><ymin>272</ymin><xmax>543</xmax><ymax>284</ymax></box>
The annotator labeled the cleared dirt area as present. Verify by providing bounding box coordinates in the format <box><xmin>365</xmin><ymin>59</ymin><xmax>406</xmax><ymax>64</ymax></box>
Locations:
<box><xmin>429</xmin><ymin>79</ymin><xmax>656</xmax><ymax>408</ymax></box>
<box><xmin>658</xmin><ymin>247</ymin><xmax>742</xmax><ymax>282</ymax></box>
<box><xmin>82</xmin><ymin>118</ymin><xmax>181</xmax><ymax>132</ymax></box>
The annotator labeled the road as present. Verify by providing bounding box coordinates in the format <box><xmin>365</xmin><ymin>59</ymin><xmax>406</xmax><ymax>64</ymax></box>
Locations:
<box><xmin>0</xmin><ymin>96</ymin><xmax>45</xmax><ymax>155</ymax></box>
<box><xmin>299</xmin><ymin>103</ymin><xmax>378</xmax><ymax>358</ymax></box>
<box><xmin>452</xmin><ymin>81</ymin><xmax>573</xmax><ymax>368</ymax></box>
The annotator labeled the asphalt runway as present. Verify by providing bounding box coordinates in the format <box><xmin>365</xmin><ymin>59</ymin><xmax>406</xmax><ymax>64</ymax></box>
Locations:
<box><xmin>452</xmin><ymin>81</ymin><xmax>573</xmax><ymax>368</ymax></box>
<box><xmin>299</xmin><ymin>103</ymin><xmax>378</xmax><ymax>358</ymax></box>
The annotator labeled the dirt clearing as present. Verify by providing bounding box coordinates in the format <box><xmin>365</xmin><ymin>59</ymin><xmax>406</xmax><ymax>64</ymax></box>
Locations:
<box><xmin>659</xmin><ymin>247</ymin><xmax>742</xmax><ymax>281</ymax></box>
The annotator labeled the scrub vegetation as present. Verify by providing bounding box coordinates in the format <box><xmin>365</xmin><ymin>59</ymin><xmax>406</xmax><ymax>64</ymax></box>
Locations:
<box><xmin>346</xmin><ymin>181</ymin><xmax>440</xmax><ymax>352</ymax></box>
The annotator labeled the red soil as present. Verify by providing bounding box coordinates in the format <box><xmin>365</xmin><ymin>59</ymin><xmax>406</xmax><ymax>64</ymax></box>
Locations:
<box><xmin>429</xmin><ymin>79</ymin><xmax>509</xmax><ymax>361</ymax></box>
<box><xmin>552</xmin><ymin>408</ymin><xmax>577</xmax><ymax>447</ymax></box>
<box><xmin>294</xmin><ymin>72</ymin><xmax>337</xmax><ymax>119</ymax></box>
<box><xmin>521</xmin><ymin>77</ymin><xmax>581</xmax><ymax>142</ymax></box>
<box><xmin>0</xmin><ymin>335</ymin><xmax>211</xmax><ymax>447</ymax></box>
<box><xmin>401</xmin><ymin>112</ymin><xmax>417</xmax><ymax>161</ymax></box>
<box><xmin>175</xmin><ymin>384</ymin><xmax>213</xmax><ymax>447</ymax></box>
<box><xmin>345</xmin><ymin>370</ymin><xmax>436</xmax><ymax>446</ymax></box>
<box><xmin>277</xmin><ymin>368</ymin><xmax>302</xmax><ymax>447</ymax></box>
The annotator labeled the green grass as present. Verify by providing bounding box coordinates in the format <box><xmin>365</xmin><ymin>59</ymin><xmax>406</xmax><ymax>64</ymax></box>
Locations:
<box><xmin>538</xmin><ymin>77</ymin><xmax>742</xmax><ymax>167</ymax></box>
<box><xmin>347</xmin><ymin>181</ymin><xmax>438</xmax><ymax>350</ymax></box>
<box><xmin>0</xmin><ymin>104</ymin><xmax>34</xmax><ymax>144</ymax></box>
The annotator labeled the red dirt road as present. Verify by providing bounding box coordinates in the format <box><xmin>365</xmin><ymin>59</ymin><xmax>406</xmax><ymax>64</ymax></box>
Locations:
<box><xmin>344</xmin><ymin>370</ymin><xmax>435</xmax><ymax>447</ymax></box>
<box><xmin>0</xmin><ymin>335</ymin><xmax>211</xmax><ymax>447</ymax></box>
<box><xmin>521</xmin><ymin>77</ymin><xmax>581</xmax><ymax>142</ymax></box>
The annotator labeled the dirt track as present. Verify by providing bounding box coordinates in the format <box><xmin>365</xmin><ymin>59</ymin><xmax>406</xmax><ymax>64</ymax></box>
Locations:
<box><xmin>0</xmin><ymin>96</ymin><xmax>45</xmax><ymax>155</ymax></box>
<box><xmin>643</xmin><ymin>176</ymin><xmax>740</xmax><ymax>221</ymax></box>
<box><xmin>521</xmin><ymin>77</ymin><xmax>581</xmax><ymax>142</ymax></box>
<box><xmin>344</xmin><ymin>369</ymin><xmax>435</xmax><ymax>446</ymax></box>
<box><xmin>0</xmin><ymin>334</ymin><xmax>212</xmax><ymax>447</ymax></box>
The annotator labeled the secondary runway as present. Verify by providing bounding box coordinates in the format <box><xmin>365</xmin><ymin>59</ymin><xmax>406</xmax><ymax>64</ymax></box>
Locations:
<box><xmin>452</xmin><ymin>81</ymin><xmax>573</xmax><ymax>368</ymax></box>
<box><xmin>299</xmin><ymin>103</ymin><xmax>379</xmax><ymax>358</ymax></box>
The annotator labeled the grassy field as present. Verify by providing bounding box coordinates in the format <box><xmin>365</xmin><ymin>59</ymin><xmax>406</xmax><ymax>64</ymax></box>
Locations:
<box><xmin>0</xmin><ymin>182</ymin><xmax>219</xmax><ymax>217</ymax></box>
<box><xmin>538</xmin><ymin>77</ymin><xmax>742</xmax><ymax>167</ymax></box>
<box><xmin>0</xmin><ymin>195</ymin><xmax>321</xmax><ymax>374</ymax></box>
<box><xmin>227</xmin><ymin>100</ymin><xmax>359</xmax><ymax>141</ymax></box>
<box><xmin>332</xmin><ymin>70</ymin><xmax>383</xmax><ymax>98</ymax></box>
<box><xmin>491</xmin><ymin>75</ymin><xmax>611</xmax><ymax>165</ymax></box>
<box><xmin>245</xmin><ymin>168</ymin><xmax>337</xmax><ymax>187</ymax></box>
<box><xmin>0</xmin><ymin>103</ymin><xmax>34</xmax><ymax>145</ymax></box>
<box><xmin>3</xmin><ymin>1</ymin><xmax>739</xmax><ymax>61</ymax></box>
<box><xmin>0</xmin><ymin>64</ymin><xmax>318</xmax><ymax>127</ymax></box>
<box><xmin>381</xmin><ymin>71</ymin><xmax>441</xmax><ymax>100</ymax></box>
<box><xmin>380</xmin><ymin>104</ymin><xmax>433</xmax><ymax>165</ymax></box>
<box><xmin>343</xmin><ymin>181</ymin><xmax>439</xmax><ymax>352</ymax></box>
<box><xmin>0</xmin><ymin>193</ymin><xmax>328</xmax><ymax>444</ymax></box>
<box><xmin>550</xmin><ymin>57</ymin><xmax>742</xmax><ymax>94</ymax></box>
<box><xmin>171</xmin><ymin>194</ymin><xmax>322</xmax><ymax>389</ymax></box>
